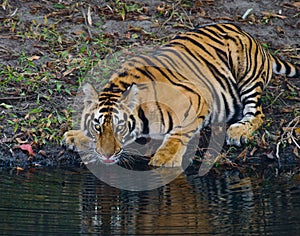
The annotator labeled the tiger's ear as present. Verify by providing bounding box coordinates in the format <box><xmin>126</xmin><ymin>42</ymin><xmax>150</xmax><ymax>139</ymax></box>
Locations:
<box><xmin>121</xmin><ymin>84</ymin><xmax>139</xmax><ymax>110</ymax></box>
<box><xmin>82</xmin><ymin>83</ymin><xmax>98</xmax><ymax>108</ymax></box>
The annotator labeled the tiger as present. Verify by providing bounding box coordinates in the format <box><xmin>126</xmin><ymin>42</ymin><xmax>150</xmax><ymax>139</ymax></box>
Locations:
<box><xmin>64</xmin><ymin>23</ymin><xmax>299</xmax><ymax>167</ymax></box>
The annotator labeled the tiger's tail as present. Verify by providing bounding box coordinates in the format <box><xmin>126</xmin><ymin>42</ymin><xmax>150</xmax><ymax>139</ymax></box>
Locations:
<box><xmin>271</xmin><ymin>55</ymin><xmax>300</xmax><ymax>78</ymax></box>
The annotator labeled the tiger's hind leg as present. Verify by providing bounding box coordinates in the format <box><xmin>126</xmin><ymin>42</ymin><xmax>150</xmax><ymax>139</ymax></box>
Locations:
<box><xmin>226</xmin><ymin>85</ymin><xmax>264</xmax><ymax>146</ymax></box>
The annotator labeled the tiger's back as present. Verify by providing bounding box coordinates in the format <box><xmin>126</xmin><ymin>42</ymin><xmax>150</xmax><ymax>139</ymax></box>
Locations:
<box><xmin>64</xmin><ymin>23</ymin><xmax>299</xmax><ymax>167</ymax></box>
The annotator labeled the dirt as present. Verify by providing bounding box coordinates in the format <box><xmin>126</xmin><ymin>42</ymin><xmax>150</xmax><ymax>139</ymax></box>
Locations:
<box><xmin>0</xmin><ymin>0</ymin><xmax>299</xmax><ymax>175</ymax></box>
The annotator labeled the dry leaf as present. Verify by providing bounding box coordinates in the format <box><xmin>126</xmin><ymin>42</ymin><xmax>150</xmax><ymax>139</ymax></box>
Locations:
<box><xmin>63</xmin><ymin>68</ymin><xmax>75</xmax><ymax>77</ymax></box>
<box><xmin>74</xmin><ymin>30</ymin><xmax>85</xmax><ymax>35</ymax></box>
<box><xmin>57</xmin><ymin>149</ymin><xmax>65</xmax><ymax>158</ymax></box>
<box><xmin>16</xmin><ymin>138</ymin><xmax>29</xmax><ymax>144</ymax></box>
<box><xmin>276</xmin><ymin>26</ymin><xmax>284</xmax><ymax>34</ymax></box>
<box><xmin>282</xmin><ymin>127</ymin><xmax>300</xmax><ymax>134</ymax></box>
<box><xmin>293</xmin><ymin>147</ymin><xmax>300</xmax><ymax>158</ymax></box>
<box><xmin>128</xmin><ymin>25</ymin><xmax>143</xmax><ymax>32</ymax></box>
<box><xmin>292</xmin><ymin>2</ymin><xmax>300</xmax><ymax>8</ymax></box>
<box><xmin>280</xmin><ymin>107</ymin><xmax>296</xmax><ymax>113</ymax></box>
<box><xmin>138</xmin><ymin>15</ymin><xmax>150</xmax><ymax>21</ymax></box>
<box><xmin>283</xmin><ymin>2</ymin><xmax>300</xmax><ymax>9</ymax></box>
<box><xmin>27</xmin><ymin>55</ymin><xmax>40</xmax><ymax>61</ymax></box>
<box><xmin>87</xmin><ymin>5</ymin><xmax>92</xmax><ymax>26</ymax></box>
<box><xmin>260</xmin><ymin>133</ymin><xmax>268</xmax><ymax>148</ymax></box>
<box><xmin>19</xmin><ymin>144</ymin><xmax>35</xmax><ymax>156</ymax></box>
<box><xmin>38</xmin><ymin>150</ymin><xmax>48</xmax><ymax>158</ymax></box>
<box><xmin>295</xmin><ymin>127</ymin><xmax>300</xmax><ymax>137</ymax></box>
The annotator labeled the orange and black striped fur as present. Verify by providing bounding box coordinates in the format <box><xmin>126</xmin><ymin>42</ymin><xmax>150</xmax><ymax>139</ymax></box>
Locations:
<box><xmin>64</xmin><ymin>23</ymin><xmax>299</xmax><ymax>167</ymax></box>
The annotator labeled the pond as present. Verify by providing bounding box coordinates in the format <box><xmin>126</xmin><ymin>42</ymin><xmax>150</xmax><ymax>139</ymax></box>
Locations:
<box><xmin>1</xmin><ymin>166</ymin><xmax>300</xmax><ymax>235</ymax></box>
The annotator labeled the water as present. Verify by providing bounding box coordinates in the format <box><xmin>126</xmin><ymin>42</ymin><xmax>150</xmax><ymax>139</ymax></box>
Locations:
<box><xmin>1</xmin><ymin>167</ymin><xmax>300</xmax><ymax>235</ymax></box>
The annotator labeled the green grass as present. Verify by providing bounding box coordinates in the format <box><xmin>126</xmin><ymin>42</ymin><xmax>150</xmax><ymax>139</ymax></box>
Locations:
<box><xmin>0</xmin><ymin>7</ymin><xmax>116</xmax><ymax>146</ymax></box>
<box><xmin>113</xmin><ymin>0</ymin><xmax>145</xmax><ymax>20</ymax></box>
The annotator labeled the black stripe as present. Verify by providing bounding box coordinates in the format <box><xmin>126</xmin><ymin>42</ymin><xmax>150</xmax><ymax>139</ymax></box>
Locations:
<box><xmin>99</xmin><ymin>107</ymin><xmax>111</xmax><ymax>113</ymax></box>
<box><xmin>156</xmin><ymin>48</ymin><xmax>189</xmax><ymax>80</ymax></box>
<box><xmin>99</xmin><ymin>92</ymin><xmax>120</xmax><ymax>98</ymax></box>
<box><xmin>210</xmin><ymin>45</ymin><xmax>228</xmax><ymax>67</ymax></box>
<box><xmin>84</xmin><ymin>112</ymin><xmax>94</xmax><ymax>131</ymax></box>
<box><xmin>111</xmin><ymin>108</ymin><xmax>119</xmax><ymax>114</ymax></box>
<box><xmin>254</xmin><ymin>110</ymin><xmax>262</xmax><ymax>116</ymax></box>
<box><xmin>160</xmin><ymin>42</ymin><xmax>217</xmax><ymax>98</ymax></box>
<box><xmin>99</xmin><ymin>99</ymin><xmax>118</xmax><ymax>106</ymax></box>
<box><xmin>164</xmin><ymin>42</ymin><xmax>214</xmax><ymax>96</ymax></box>
<box><xmin>274</xmin><ymin>57</ymin><xmax>283</xmax><ymax>73</ymax></box>
<box><xmin>136</xmin><ymin>67</ymin><xmax>155</xmax><ymax>81</ymax></box>
<box><xmin>238</xmin><ymin>49</ymin><xmax>264</xmax><ymax>91</ymax></box>
<box><xmin>282</xmin><ymin>60</ymin><xmax>291</xmax><ymax>75</ymax></box>
<box><xmin>244</xmin><ymin>112</ymin><xmax>256</xmax><ymax>116</ymax></box>
<box><xmin>237</xmin><ymin>36</ymin><xmax>253</xmax><ymax>83</ymax></box>
<box><xmin>103</xmin><ymin>82</ymin><xmax>123</xmax><ymax>93</ymax></box>
<box><xmin>118</xmin><ymin>71</ymin><xmax>128</xmax><ymax>77</ymax></box>
<box><xmin>184</xmin><ymin>99</ymin><xmax>193</xmax><ymax>120</ymax></box>
<box><xmin>165</xmin><ymin>33</ymin><xmax>241</xmax><ymax>124</ymax></box>
<box><xmin>138</xmin><ymin>107</ymin><xmax>149</xmax><ymax>134</ymax></box>
<box><xmin>195</xmin><ymin>54</ymin><xmax>227</xmax><ymax>90</ymax></box>
<box><xmin>207</xmin><ymin>24</ymin><xmax>226</xmax><ymax>35</ymax></box>
<box><xmin>221</xmin><ymin>93</ymin><xmax>230</xmax><ymax>118</ymax></box>
<box><xmin>119</xmin><ymin>80</ymin><xmax>131</xmax><ymax>89</ymax></box>
<box><xmin>166</xmin><ymin>41</ymin><xmax>230</xmax><ymax>95</ymax></box>
<box><xmin>140</xmin><ymin>54</ymin><xmax>198</xmax><ymax>94</ymax></box>
<box><xmin>247</xmin><ymin>37</ymin><xmax>255</xmax><ymax>73</ymax></box>
<box><xmin>170</xmin><ymin>35</ymin><xmax>215</xmax><ymax>58</ymax></box>
<box><xmin>166</xmin><ymin>111</ymin><xmax>173</xmax><ymax>134</ymax></box>
<box><xmin>240</xmin><ymin>81</ymin><xmax>263</xmax><ymax>97</ymax></box>
<box><xmin>192</xmin><ymin>29</ymin><xmax>224</xmax><ymax>45</ymax></box>
<box><xmin>129</xmin><ymin>115</ymin><xmax>136</xmax><ymax>133</ymax></box>
<box><xmin>221</xmin><ymin>23</ymin><xmax>243</xmax><ymax>35</ymax></box>
<box><xmin>159</xmin><ymin>46</ymin><xmax>201</xmax><ymax>82</ymax></box>
<box><xmin>99</xmin><ymin>107</ymin><xmax>119</xmax><ymax>114</ymax></box>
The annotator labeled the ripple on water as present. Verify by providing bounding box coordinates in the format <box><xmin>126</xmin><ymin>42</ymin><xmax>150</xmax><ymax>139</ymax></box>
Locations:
<box><xmin>0</xmin><ymin>167</ymin><xmax>300</xmax><ymax>235</ymax></box>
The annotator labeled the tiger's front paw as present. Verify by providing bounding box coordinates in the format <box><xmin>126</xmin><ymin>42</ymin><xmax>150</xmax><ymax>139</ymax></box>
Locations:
<box><xmin>149</xmin><ymin>151</ymin><xmax>182</xmax><ymax>167</ymax></box>
<box><xmin>226</xmin><ymin>123</ymin><xmax>253</xmax><ymax>146</ymax></box>
<box><xmin>63</xmin><ymin>130</ymin><xmax>93</xmax><ymax>151</ymax></box>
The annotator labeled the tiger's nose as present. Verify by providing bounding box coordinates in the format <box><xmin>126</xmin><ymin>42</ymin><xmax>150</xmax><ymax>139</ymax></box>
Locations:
<box><xmin>96</xmin><ymin>147</ymin><xmax>121</xmax><ymax>159</ymax></box>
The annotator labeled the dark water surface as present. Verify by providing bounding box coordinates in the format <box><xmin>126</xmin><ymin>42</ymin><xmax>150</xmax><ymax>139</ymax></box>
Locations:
<box><xmin>1</xmin><ymin>167</ymin><xmax>300</xmax><ymax>235</ymax></box>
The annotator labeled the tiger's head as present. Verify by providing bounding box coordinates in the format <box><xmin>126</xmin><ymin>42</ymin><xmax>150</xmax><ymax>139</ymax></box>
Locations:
<box><xmin>81</xmin><ymin>83</ymin><xmax>141</xmax><ymax>165</ymax></box>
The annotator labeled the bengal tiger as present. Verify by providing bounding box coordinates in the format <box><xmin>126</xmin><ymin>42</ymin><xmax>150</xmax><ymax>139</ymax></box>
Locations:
<box><xmin>64</xmin><ymin>23</ymin><xmax>299</xmax><ymax>167</ymax></box>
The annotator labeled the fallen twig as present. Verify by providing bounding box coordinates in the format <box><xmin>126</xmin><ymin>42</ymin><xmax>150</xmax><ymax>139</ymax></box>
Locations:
<box><xmin>159</xmin><ymin>0</ymin><xmax>182</xmax><ymax>31</ymax></box>
<box><xmin>276</xmin><ymin>116</ymin><xmax>300</xmax><ymax>159</ymax></box>
<box><xmin>81</xmin><ymin>6</ymin><xmax>93</xmax><ymax>38</ymax></box>
<box><xmin>0</xmin><ymin>96</ymin><xmax>29</xmax><ymax>101</ymax></box>
<box><xmin>261</xmin><ymin>11</ymin><xmax>287</xmax><ymax>19</ymax></box>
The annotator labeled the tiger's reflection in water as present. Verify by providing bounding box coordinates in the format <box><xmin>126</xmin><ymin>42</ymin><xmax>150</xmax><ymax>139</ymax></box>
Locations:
<box><xmin>79</xmin><ymin>171</ymin><xmax>257</xmax><ymax>235</ymax></box>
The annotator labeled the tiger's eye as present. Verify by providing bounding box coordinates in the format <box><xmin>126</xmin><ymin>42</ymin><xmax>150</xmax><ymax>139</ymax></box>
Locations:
<box><xmin>116</xmin><ymin>125</ymin><xmax>123</xmax><ymax>132</ymax></box>
<box><xmin>94</xmin><ymin>124</ymin><xmax>101</xmax><ymax>132</ymax></box>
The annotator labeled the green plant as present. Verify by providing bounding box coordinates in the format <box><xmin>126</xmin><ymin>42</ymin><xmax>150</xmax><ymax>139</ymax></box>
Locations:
<box><xmin>114</xmin><ymin>0</ymin><xmax>144</xmax><ymax>20</ymax></box>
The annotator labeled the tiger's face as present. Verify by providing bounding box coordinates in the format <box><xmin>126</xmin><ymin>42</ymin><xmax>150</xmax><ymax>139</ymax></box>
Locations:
<box><xmin>90</xmin><ymin>109</ymin><xmax>140</xmax><ymax>164</ymax></box>
<box><xmin>83</xmin><ymin>83</ymin><xmax>140</xmax><ymax>164</ymax></box>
